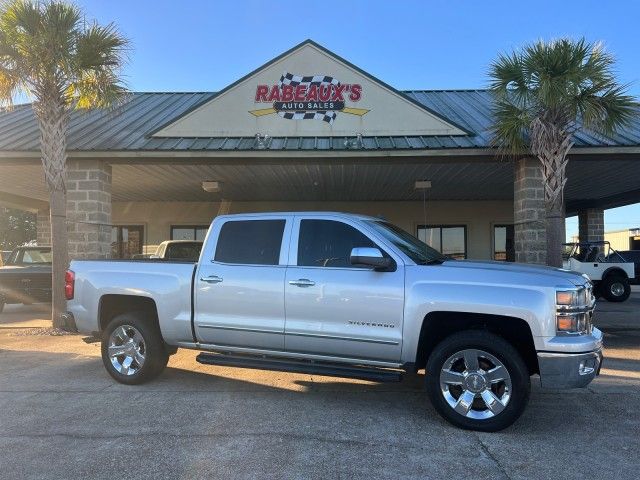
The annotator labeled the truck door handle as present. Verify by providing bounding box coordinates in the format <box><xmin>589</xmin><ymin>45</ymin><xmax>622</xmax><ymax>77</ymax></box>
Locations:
<box><xmin>289</xmin><ymin>278</ymin><xmax>315</xmax><ymax>287</ymax></box>
<box><xmin>201</xmin><ymin>275</ymin><xmax>223</xmax><ymax>284</ymax></box>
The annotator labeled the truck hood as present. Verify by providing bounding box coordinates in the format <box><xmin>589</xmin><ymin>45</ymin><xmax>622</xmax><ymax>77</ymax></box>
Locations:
<box><xmin>436</xmin><ymin>259</ymin><xmax>587</xmax><ymax>288</ymax></box>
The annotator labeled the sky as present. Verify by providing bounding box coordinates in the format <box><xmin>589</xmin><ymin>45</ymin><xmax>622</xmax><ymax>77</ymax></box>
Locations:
<box><xmin>74</xmin><ymin>0</ymin><xmax>640</xmax><ymax>238</ymax></box>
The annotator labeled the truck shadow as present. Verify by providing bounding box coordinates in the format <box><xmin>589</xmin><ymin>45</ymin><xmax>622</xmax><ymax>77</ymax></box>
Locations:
<box><xmin>1</xmin><ymin>341</ymin><xmax>638</xmax><ymax>440</ymax></box>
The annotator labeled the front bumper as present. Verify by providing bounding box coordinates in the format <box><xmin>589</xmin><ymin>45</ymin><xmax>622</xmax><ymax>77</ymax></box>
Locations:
<box><xmin>537</xmin><ymin>328</ymin><xmax>604</xmax><ymax>389</ymax></box>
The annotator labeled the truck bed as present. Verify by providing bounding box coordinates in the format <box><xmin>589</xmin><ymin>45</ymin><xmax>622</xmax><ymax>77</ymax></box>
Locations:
<box><xmin>68</xmin><ymin>259</ymin><xmax>197</xmax><ymax>342</ymax></box>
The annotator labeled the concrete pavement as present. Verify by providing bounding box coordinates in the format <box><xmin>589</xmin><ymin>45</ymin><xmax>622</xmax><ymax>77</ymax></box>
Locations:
<box><xmin>0</xmin><ymin>297</ymin><xmax>639</xmax><ymax>480</ymax></box>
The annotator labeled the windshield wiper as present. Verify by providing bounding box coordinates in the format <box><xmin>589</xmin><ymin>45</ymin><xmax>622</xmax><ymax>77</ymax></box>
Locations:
<box><xmin>418</xmin><ymin>259</ymin><xmax>445</xmax><ymax>265</ymax></box>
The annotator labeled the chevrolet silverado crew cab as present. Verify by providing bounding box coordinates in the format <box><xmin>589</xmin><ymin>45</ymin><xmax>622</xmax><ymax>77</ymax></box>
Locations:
<box><xmin>66</xmin><ymin>213</ymin><xmax>603</xmax><ymax>431</ymax></box>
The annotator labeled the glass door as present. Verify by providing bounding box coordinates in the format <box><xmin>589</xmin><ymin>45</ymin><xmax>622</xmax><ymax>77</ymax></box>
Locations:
<box><xmin>111</xmin><ymin>225</ymin><xmax>144</xmax><ymax>259</ymax></box>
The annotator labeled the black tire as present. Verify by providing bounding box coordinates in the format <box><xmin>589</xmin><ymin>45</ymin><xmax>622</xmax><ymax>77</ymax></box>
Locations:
<box><xmin>101</xmin><ymin>312</ymin><xmax>169</xmax><ymax>385</ymax></box>
<box><xmin>425</xmin><ymin>330</ymin><xmax>530</xmax><ymax>432</ymax></box>
<box><xmin>602</xmin><ymin>275</ymin><xmax>630</xmax><ymax>302</ymax></box>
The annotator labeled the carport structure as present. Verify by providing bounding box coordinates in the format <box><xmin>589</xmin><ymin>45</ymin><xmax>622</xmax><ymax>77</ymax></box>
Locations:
<box><xmin>0</xmin><ymin>40</ymin><xmax>639</xmax><ymax>263</ymax></box>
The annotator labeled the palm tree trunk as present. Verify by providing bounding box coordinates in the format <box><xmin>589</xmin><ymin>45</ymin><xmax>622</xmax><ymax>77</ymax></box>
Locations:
<box><xmin>546</xmin><ymin>202</ymin><xmax>566</xmax><ymax>268</ymax></box>
<box><xmin>49</xmin><ymin>188</ymin><xmax>68</xmax><ymax>328</ymax></box>
<box><xmin>35</xmin><ymin>100</ymin><xmax>70</xmax><ymax>328</ymax></box>
<box><xmin>531</xmin><ymin>119</ymin><xmax>572</xmax><ymax>268</ymax></box>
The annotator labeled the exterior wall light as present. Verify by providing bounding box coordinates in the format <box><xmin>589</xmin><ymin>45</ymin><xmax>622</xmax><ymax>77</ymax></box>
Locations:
<box><xmin>255</xmin><ymin>133</ymin><xmax>270</xmax><ymax>149</ymax></box>
<box><xmin>202</xmin><ymin>181</ymin><xmax>223</xmax><ymax>193</ymax></box>
<box><xmin>414</xmin><ymin>180</ymin><xmax>432</xmax><ymax>190</ymax></box>
<box><xmin>344</xmin><ymin>133</ymin><xmax>363</xmax><ymax>149</ymax></box>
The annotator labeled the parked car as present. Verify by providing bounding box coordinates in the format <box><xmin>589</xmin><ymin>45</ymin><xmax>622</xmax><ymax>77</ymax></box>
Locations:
<box><xmin>562</xmin><ymin>241</ymin><xmax>635</xmax><ymax>302</ymax></box>
<box><xmin>0</xmin><ymin>245</ymin><xmax>52</xmax><ymax>313</ymax></box>
<box><xmin>66</xmin><ymin>213</ymin><xmax>602</xmax><ymax>432</ymax></box>
<box><xmin>617</xmin><ymin>250</ymin><xmax>640</xmax><ymax>284</ymax></box>
<box><xmin>151</xmin><ymin>240</ymin><xmax>204</xmax><ymax>262</ymax></box>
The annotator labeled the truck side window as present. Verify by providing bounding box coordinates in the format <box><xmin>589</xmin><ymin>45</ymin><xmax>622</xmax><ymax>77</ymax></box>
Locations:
<box><xmin>215</xmin><ymin>220</ymin><xmax>285</xmax><ymax>265</ymax></box>
<box><xmin>297</xmin><ymin>220</ymin><xmax>377</xmax><ymax>268</ymax></box>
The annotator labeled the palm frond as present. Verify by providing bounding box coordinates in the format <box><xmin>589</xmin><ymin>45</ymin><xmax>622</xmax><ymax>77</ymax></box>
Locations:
<box><xmin>0</xmin><ymin>0</ymin><xmax>129</xmax><ymax>110</ymax></box>
<box><xmin>489</xmin><ymin>99</ymin><xmax>531</xmax><ymax>157</ymax></box>
<box><xmin>488</xmin><ymin>36</ymin><xmax>638</xmax><ymax>157</ymax></box>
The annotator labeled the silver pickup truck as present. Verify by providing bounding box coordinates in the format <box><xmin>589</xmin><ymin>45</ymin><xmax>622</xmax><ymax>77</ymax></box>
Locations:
<box><xmin>66</xmin><ymin>212</ymin><xmax>603</xmax><ymax>431</ymax></box>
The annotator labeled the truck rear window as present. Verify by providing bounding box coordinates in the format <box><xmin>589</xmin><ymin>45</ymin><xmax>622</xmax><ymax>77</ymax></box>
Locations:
<box><xmin>214</xmin><ymin>220</ymin><xmax>285</xmax><ymax>265</ymax></box>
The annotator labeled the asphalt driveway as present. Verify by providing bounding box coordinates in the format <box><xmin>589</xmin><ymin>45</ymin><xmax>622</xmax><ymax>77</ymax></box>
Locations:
<box><xmin>0</xmin><ymin>294</ymin><xmax>639</xmax><ymax>480</ymax></box>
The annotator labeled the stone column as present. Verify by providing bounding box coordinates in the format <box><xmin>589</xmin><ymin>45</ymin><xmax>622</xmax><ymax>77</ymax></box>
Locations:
<box><xmin>66</xmin><ymin>159</ymin><xmax>112</xmax><ymax>259</ymax></box>
<box><xmin>36</xmin><ymin>208</ymin><xmax>51</xmax><ymax>246</ymax></box>
<box><xmin>513</xmin><ymin>157</ymin><xmax>546</xmax><ymax>264</ymax></box>
<box><xmin>578</xmin><ymin>208</ymin><xmax>604</xmax><ymax>244</ymax></box>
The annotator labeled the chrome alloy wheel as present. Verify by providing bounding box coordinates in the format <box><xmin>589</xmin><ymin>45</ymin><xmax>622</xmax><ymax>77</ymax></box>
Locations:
<box><xmin>108</xmin><ymin>325</ymin><xmax>146</xmax><ymax>375</ymax></box>
<box><xmin>610</xmin><ymin>282</ymin><xmax>625</xmax><ymax>297</ymax></box>
<box><xmin>439</xmin><ymin>349</ymin><xmax>512</xmax><ymax>420</ymax></box>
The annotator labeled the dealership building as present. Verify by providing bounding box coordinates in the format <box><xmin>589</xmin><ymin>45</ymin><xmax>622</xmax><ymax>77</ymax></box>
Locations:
<box><xmin>0</xmin><ymin>40</ymin><xmax>639</xmax><ymax>263</ymax></box>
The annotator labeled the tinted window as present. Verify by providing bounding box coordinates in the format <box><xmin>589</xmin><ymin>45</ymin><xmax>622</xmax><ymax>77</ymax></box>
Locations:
<box><xmin>20</xmin><ymin>248</ymin><xmax>52</xmax><ymax>264</ymax></box>
<box><xmin>417</xmin><ymin>225</ymin><xmax>467</xmax><ymax>259</ymax></box>
<box><xmin>215</xmin><ymin>220</ymin><xmax>285</xmax><ymax>265</ymax></box>
<box><xmin>165</xmin><ymin>242</ymin><xmax>203</xmax><ymax>261</ymax></box>
<box><xmin>298</xmin><ymin>220</ymin><xmax>376</xmax><ymax>268</ymax></box>
<box><xmin>494</xmin><ymin>225</ymin><xmax>515</xmax><ymax>262</ymax></box>
<box><xmin>171</xmin><ymin>225</ymin><xmax>209</xmax><ymax>241</ymax></box>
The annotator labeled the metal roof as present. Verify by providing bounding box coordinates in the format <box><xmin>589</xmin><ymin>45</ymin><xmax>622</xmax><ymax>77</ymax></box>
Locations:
<box><xmin>0</xmin><ymin>90</ymin><xmax>638</xmax><ymax>152</ymax></box>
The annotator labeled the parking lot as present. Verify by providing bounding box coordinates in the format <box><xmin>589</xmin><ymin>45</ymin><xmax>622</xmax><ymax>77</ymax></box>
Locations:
<box><xmin>1</xmin><ymin>291</ymin><xmax>639</xmax><ymax>480</ymax></box>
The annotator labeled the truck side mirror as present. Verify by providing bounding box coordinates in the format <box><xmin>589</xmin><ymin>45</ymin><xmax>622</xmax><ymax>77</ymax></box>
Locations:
<box><xmin>350</xmin><ymin>247</ymin><xmax>395</xmax><ymax>271</ymax></box>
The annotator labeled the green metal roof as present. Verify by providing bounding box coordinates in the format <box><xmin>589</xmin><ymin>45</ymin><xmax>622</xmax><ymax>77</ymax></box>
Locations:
<box><xmin>0</xmin><ymin>90</ymin><xmax>638</xmax><ymax>152</ymax></box>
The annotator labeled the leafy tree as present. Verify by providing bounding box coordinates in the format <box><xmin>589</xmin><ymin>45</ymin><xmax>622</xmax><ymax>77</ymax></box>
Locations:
<box><xmin>0</xmin><ymin>0</ymin><xmax>128</xmax><ymax>326</ymax></box>
<box><xmin>0</xmin><ymin>207</ymin><xmax>36</xmax><ymax>251</ymax></box>
<box><xmin>489</xmin><ymin>38</ymin><xmax>637</xmax><ymax>267</ymax></box>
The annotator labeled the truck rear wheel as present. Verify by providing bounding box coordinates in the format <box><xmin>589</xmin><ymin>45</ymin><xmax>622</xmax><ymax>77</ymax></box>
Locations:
<box><xmin>425</xmin><ymin>330</ymin><xmax>530</xmax><ymax>432</ymax></box>
<box><xmin>602</xmin><ymin>275</ymin><xmax>630</xmax><ymax>302</ymax></box>
<box><xmin>101</xmin><ymin>313</ymin><xmax>169</xmax><ymax>385</ymax></box>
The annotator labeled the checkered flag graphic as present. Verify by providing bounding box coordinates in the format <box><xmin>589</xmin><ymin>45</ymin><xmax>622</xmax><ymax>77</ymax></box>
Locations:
<box><xmin>278</xmin><ymin>72</ymin><xmax>340</xmax><ymax>124</ymax></box>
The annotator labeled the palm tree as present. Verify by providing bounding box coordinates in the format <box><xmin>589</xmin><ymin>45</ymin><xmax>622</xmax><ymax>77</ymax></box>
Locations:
<box><xmin>0</xmin><ymin>0</ymin><xmax>128</xmax><ymax>327</ymax></box>
<box><xmin>489</xmin><ymin>38</ymin><xmax>637</xmax><ymax>267</ymax></box>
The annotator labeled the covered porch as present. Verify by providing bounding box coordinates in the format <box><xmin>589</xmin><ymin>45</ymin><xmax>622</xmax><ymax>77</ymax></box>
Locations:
<box><xmin>2</xmin><ymin>148</ymin><xmax>640</xmax><ymax>263</ymax></box>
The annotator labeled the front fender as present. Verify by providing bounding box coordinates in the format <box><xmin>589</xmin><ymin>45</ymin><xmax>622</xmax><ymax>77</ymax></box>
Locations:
<box><xmin>401</xmin><ymin>281</ymin><xmax>554</xmax><ymax>364</ymax></box>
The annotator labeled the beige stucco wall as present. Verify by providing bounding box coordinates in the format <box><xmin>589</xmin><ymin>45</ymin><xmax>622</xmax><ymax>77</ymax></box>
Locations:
<box><xmin>112</xmin><ymin>200</ymin><xmax>513</xmax><ymax>260</ymax></box>
<box><xmin>604</xmin><ymin>230</ymin><xmax>632</xmax><ymax>251</ymax></box>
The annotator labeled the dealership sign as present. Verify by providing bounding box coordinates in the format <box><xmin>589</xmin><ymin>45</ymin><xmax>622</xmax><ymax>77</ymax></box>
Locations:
<box><xmin>250</xmin><ymin>72</ymin><xmax>369</xmax><ymax>124</ymax></box>
<box><xmin>152</xmin><ymin>41</ymin><xmax>467</xmax><ymax>137</ymax></box>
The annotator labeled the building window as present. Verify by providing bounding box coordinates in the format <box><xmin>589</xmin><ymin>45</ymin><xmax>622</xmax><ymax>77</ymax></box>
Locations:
<box><xmin>111</xmin><ymin>225</ymin><xmax>144</xmax><ymax>259</ymax></box>
<box><xmin>417</xmin><ymin>225</ymin><xmax>466</xmax><ymax>259</ymax></box>
<box><xmin>494</xmin><ymin>225</ymin><xmax>515</xmax><ymax>262</ymax></box>
<box><xmin>214</xmin><ymin>220</ymin><xmax>285</xmax><ymax>265</ymax></box>
<box><xmin>171</xmin><ymin>225</ymin><xmax>209</xmax><ymax>241</ymax></box>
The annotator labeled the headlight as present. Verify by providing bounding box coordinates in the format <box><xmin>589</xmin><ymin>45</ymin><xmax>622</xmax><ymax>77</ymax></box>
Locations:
<box><xmin>557</xmin><ymin>313</ymin><xmax>590</xmax><ymax>334</ymax></box>
<box><xmin>556</xmin><ymin>290</ymin><xmax>578</xmax><ymax>305</ymax></box>
<box><xmin>555</xmin><ymin>287</ymin><xmax>593</xmax><ymax>335</ymax></box>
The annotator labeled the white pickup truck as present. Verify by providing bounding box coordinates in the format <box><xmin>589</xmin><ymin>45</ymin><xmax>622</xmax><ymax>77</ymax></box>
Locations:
<box><xmin>66</xmin><ymin>212</ymin><xmax>603</xmax><ymax>431</ymax></box>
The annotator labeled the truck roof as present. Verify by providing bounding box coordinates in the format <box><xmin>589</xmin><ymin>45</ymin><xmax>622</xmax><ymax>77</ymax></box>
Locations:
<box><xmin>158</xmin><ymin>240</ymin><xmax>203</xmax><ymax>244</ymax></box>
<box><xmin>215</xmin><ymin>212</ymin><xmax>382</xmax><ymax>221</ymax></box>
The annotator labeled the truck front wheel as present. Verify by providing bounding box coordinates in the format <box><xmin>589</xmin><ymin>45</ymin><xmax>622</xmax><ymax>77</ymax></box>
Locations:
<box><xmin>101</xmin><ymin>313</ymin><xmax>169</xmax><ymax>385</ymax></box>
<box><xmin>425</xmin><ymin>330</ymin><xmax>530</xmax><ymax>432</ymax></box>
<box><xmin>602</xmin><ymin>275</ymin><xmax>630</xmax><ymax>302</ymax></box>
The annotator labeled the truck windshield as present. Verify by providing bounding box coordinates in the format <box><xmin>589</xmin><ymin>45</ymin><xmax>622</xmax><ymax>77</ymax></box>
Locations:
<box><xmin>365</xmin><ymin>220</ymin><xmax>447</xmax><ymax>265</ymax></box>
